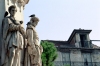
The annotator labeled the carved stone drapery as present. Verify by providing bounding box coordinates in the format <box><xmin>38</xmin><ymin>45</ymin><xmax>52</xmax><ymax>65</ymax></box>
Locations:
<box><xmin>18</xmin><ymin>0</ymin><xmax>29</xmax><ymax>4</ymax></box>
<box><xmin>11</xmin><ymin>0</ymin><xmax>29</xmax><ymax>7</ymax></box>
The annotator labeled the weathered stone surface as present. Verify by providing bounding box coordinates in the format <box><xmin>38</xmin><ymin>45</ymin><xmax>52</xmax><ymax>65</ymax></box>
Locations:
<box><xmin>24</xmin><ymin>15</ymin><xmax>42</xmax><ymax>66</ymax></box>
<box><xmin>1</xmin><ymin>5</ymin><xmax>25</xmax><ymax>66</ymax></box>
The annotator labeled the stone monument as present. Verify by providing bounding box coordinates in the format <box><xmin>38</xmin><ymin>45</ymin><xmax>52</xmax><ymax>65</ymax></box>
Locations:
<box><xmin>0</xmin><ymin>0</ymin><xmax>26</xmax><ymax>66</ymax></box>
<box><xmin>0</xmin><ymin>0</ymin><xmax>43</xmax><ymax>66</ymax></box>
<box><xmin>1</xmin><ymin>5</ymin><xmax>26</xmax><ymax>66</ymax></box>
<box><xmin>24</xmin><ymin>15</ymin><xmax>43</xmax><ymax>66</ymax></box>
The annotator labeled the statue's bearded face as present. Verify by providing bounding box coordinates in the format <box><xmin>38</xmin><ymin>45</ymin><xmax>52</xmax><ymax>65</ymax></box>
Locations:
<box><xmin>10</xmin><ymin>8</ymin><xmax>17</xmax><ymax>17</ymax></box>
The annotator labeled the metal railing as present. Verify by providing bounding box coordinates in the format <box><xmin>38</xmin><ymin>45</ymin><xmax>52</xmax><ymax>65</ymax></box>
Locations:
<box><xmin>79</xmin><ymin>41</ymin><xmax>92</xmax><ymax>48</ymax></box>
<box><xmin>78</xmin><ymin>40</ymin><xmax>100</xmax><ymax>48</ymax></box>
<box><xmin>54</xmin><ymin>61</ymin><xmax>100</xmax><ymax>66</ymax></box>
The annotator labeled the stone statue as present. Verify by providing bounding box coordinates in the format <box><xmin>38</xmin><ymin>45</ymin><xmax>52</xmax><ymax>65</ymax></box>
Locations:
<box><xmin>1</xmin><ymin>5</ymin><xmax>25</xmax><ymax>66</ymax></box>
<box><xmin>24</xmin><ymin>14</ymin><xmax>42</xmax><ymax>66</ymax></box>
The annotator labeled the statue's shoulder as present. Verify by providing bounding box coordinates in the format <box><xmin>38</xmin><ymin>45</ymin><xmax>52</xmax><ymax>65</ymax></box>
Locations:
<box><xmin>3</xmin><ymin>16</ymin><xmax>10</xmax><ymax>20</ymax></box>
<box><xmin>3</xmin><ymin>16</ymin><xmax>14</xmax><ymax>24</ymax></box>
<box><xmin>26</xmin><ymin>22</ymin><xmax>31</xmax><ymax>25</ymax></box>
<box><xmin>27</xmin><ymin>22</ymin><xmax>35</xmax><ymax>30</ymax></box>
<box><xmin>27</xmin><ymin>25</ymin><xmax>33</xmax><ymax>29</ymax></box>
<box><xmin>2</xmin><ymin>17</ymin><xmax>9</xmax><ymax>24</ymax></box>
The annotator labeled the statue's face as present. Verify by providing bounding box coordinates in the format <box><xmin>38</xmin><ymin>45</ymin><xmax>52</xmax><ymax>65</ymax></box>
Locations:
<box><xmin>10</xmin><ymin>8</ymin><xmax>17</xmax><ymax>17</ymax></box>
<box><xmin>32</xmin><ymin>21</ymin><xmax>38</xmax><ymax>27</ymax></box>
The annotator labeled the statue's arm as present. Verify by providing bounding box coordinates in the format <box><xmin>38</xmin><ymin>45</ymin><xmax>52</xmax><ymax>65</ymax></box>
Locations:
<box><xmin>3</xmin><ymin>18</ymin><xmax>20</xmax><ymax>32</ymax></box>
<box><xmin>6</xmin><ymin>18</ymin><xmax>26</xmax><ymax>37</ymax></box>
<box><xmin>9</xmin><ymin>22</ymin><xmax>26</xmax><ymax>39</ymax></box>
<box><xmin>19</xmin><ymin>26</ymin><xmax>26</xmax><ymax>38</ymax></box>
<box><xmin>9</xmin><ymin>23</ymin><xmax>20</xmax><ymax>31</ymax></box>
<box><xmin>27</xmin><ymin>29</ymin><xmax>33</xmax><ymax>46</ymax></box>
<box><xmin>27</xmin><ymin>28</ymin><xmax>38</xmax><ymax>56</ymax></box>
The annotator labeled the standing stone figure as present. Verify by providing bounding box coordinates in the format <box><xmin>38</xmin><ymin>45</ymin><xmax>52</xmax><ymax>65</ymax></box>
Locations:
<box><xmin>1</xmin><ymin>5</ymin><xmax>25</xmax><ymax>66</ymax></box>
<box><xmin>25</xmin><ymin>15</ymin><xmax>42</xmax><ymax>66</ymax></box>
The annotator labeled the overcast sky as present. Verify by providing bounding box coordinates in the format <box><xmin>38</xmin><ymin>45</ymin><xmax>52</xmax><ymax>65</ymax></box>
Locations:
<box><xmin>24</xmin><ymin>0</ymin><xmax>100</xmax><ymax>46</ymax></box>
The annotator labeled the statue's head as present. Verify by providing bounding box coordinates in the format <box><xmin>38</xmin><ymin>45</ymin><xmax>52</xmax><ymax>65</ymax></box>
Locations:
<box><xmin>8</xmin><ymin>5</ymin><xmax>17</xmax><ymax>17</ymax></box>
<box><xmin>30</xmin><ymin>16</ymin><xmax>39</xmax><ymax>27</ymax></box>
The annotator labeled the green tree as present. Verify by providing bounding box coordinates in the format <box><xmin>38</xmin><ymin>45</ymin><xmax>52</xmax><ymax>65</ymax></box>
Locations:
<box><xmin>41</xmin><ymin>41</ymin><xmax>58</xmax><ymax>66</ymax></box>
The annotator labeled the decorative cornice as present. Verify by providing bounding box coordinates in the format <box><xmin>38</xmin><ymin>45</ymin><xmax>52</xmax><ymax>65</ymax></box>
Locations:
<box><xmin>11</xmin><ymin>0</ymin><xmax>29</xmax><ymax>7</ymax></box>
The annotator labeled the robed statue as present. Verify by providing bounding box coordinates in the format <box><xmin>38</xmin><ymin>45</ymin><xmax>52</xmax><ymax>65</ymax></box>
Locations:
<box><xmin>1</xmin><ymin>5</ymin><xmax>25</xmax><ymax>66</ymax></box>
<box><xmin>24</xmin><ymin>15</ymin><xmax>43</xmax><ymax>66</ymax></box>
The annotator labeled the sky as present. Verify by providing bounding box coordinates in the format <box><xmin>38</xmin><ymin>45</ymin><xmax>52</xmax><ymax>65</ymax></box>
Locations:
<box><xmin>24</xmin><ymin>0</ymin><xmax>100</xmax><ymax>46</ymax></box>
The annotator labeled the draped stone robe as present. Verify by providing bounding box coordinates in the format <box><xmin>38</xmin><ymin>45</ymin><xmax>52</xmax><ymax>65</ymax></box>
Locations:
<box><xmin>1</xmin><ymin>17</ymin><xmax>24</xmax><ymax>66</ymax></box>
<box><xmin>24</xmin><ymin>22</ymin><xmax>41</xmax><ymax>66</ymax></box>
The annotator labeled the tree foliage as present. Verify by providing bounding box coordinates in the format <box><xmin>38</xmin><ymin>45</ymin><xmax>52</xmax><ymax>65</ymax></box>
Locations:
<box><xmin>41</xmin><ymin>41</ymin><xmax>58</xmax><ymax>66</ymax></box>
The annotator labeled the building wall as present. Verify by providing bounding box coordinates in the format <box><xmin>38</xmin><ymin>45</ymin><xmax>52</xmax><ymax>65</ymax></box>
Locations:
<box><xmin>55</xmin><ymin>51</ymin><xmax>63</xmax><ymax>61</ymax></box>
<box><xmin>82</xmin><ymin>53</ymin><xmax>92</xmax><ymax>62</ymax></box>
<box><xmin>70</xmin><ymin>49</ymin><xmax>83</xmax><ymax>62</ymax></box>
<box><xmin>55</xmin><ymin>49</ymin><xmax>100</xmax><ymax>66</ymax></box>
<box><xmin>54</xmin><ymin>51</ymin><xmax>70</xmax><ymax>66</ymax></box>
<box><xmin>92</xmin><ymin>50</ymin><xmax>100</xmax><ymax>62</ymax></box>
<box><xmin>55</xmin><ymin>49</ymin><xmax>83</xmax><ymax>66</ymax></box>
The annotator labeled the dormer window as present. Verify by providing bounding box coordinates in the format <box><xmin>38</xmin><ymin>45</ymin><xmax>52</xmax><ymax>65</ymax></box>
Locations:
<box><xmin>80</xmin><ymin>34</ymin><xmax>88</xmax><ymax>47</ymax></box>
<box><xmin>67</xmin><ymin>29</ymin><xmax>92</xmax><ymax>48</ymax></box>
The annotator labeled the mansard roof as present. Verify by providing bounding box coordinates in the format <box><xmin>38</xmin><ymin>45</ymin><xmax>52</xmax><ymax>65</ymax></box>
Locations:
<box><xmin>68</xmin><ymin>29</ymin><xmax>92</xmax><ymax>43</ymax></box>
